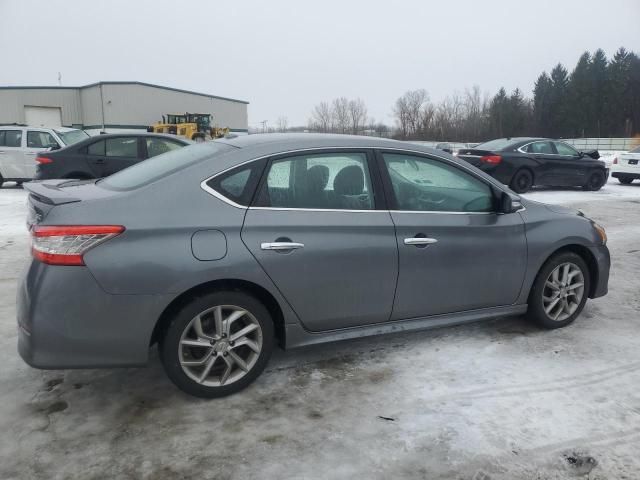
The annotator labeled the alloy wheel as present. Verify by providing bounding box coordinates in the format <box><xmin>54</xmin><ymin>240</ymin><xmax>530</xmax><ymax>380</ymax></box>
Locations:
<box><xmin>178</xmin><ymin>305</ymin><xmax>263</xmax><ymax>387</ymax></box>
<box><xmin>542</xmin><ymin>262</ymin><xmax>585</xmax><ymax>322</ymax></box>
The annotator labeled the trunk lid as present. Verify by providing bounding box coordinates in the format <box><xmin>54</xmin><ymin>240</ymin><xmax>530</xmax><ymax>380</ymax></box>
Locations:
<box><xmin>23</xmin><ymin>180</ymin><xmax>117</xmax><ymax>226</ymax></box>
<box><xmin>456</xmin><ymin>149</ymin><xmax>496</xmax><ymax>167</ymax></box>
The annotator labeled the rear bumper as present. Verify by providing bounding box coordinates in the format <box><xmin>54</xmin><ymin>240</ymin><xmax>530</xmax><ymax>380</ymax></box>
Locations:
<box><xmin>588</xmin><ymin>244</ymin><xmax>610</xmax><ymax>299</ymax></box>
<box><xmin>611</xmin><ymin>170</ymin><xmax>640</xmax><ymax>179</ymax></box>
<box><xmin>17</xmin><ymin>260</ymin><xmax>171</xmax><ymax>369</ymax></box>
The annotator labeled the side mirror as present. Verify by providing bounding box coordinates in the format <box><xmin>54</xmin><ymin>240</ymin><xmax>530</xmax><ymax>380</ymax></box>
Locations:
<box><xmin>500</xmin><ymin>191</ymin><xmax>521</xmax><ymax>214</ymax></box>
<box><xmin>48</xmin><ymin>143</ymin><xmax>61</xmax><ymax>151</ymax></box>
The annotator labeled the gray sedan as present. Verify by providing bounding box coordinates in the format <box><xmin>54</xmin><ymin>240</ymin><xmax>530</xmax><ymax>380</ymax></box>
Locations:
<box><xmin>17</xmin><ymin>134</ymin><xmax>610</xmax><ymax>397</ymax></box>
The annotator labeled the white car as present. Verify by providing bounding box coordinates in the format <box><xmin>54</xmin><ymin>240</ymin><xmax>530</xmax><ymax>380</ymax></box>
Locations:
<box><xmin>0</xmin><ymin>125</ymin><xmax>89</xmax><ymax>187</ymax></box>
<box><xmin>611</xmin><ymin>145</ymin><xmax>640</xmax><ymax>184</ymax></box>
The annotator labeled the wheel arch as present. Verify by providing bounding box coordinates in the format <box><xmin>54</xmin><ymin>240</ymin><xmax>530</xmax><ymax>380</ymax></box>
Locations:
<box><xmin>150</xmin><ymin>278</ymin><xmax>286</xmax><ymax>348</ymax></box>
<box><xmin>536</xmin><ymin>244</ymin><xmax>599</xmax><ymax>298</ymax></box>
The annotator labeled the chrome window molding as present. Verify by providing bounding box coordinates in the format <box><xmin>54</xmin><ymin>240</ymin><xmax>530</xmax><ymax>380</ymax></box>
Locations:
<box><xmin>200</xmin><ymin>145</ymin><xmax>514</xmax><ymax>215</ymax></box>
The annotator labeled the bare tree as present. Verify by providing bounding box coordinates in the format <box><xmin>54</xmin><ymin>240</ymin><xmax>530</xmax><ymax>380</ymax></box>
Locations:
<box><xmin>393</xmin><ymin>89</ymin><xmax>428</xmax><ymax>138</ymax></box>
<box><xmin>310</xmin><ymin>101</ymin><xmax>332</xmax><ymax>132</ymax></box>
<box><xmin>332</xmin><ymin>97</ymin><xmax>350</xmax><ymax>133</ymax></box>
<box><xmin>347</xmin><ymin>98</ymin><xmax>368</xmax><ymax>135</ymax></box>
<box><xmin>276</xmin><ymin>116</ymin><xmax>288</xmax><ymax>133</ymax></box>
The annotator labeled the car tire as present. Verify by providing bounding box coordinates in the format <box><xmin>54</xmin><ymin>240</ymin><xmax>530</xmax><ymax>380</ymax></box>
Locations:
<box><xmin>510</xmin><ymin>169</ymin><xmax>533</xmax><ymax>193</ymax></box>
<box><xmin>0</xmin><ymin>175</ymin><xmax>3</xmax><ymax>189</ymax></box>
<box><xmin>159</xmin><ymin>290</ymin><xmax>274</xmax><ymax>398</ymax></box>
<box><xmin>618</xmin><ymin>176</ymin><xmax>634</xmax><ymax>185</ymax></box>
<box><xmin>583</xmin><ymin>170</ymin><xmax>606</xmax><ymax>191</ymax></box>
<box><xmin>526</xmin><ymin>251</ymin><xmax>591</xmax><ymax>329</ymax></box>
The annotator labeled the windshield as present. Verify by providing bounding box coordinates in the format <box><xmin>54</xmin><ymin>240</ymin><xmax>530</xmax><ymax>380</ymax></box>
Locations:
<box><xmin>99</xmin><ymin>142</ymin><xmax>233</xmax><ymax>190</ymax></box>
<box><xmin>473</xmin><ymin>138</ymin><xmax>516</xmax><ymax>152</ymax></box>
<box><xmin>55</xmin><ymin>129</ymin><xmax>90</xmax><ymax>146</ymax></box>
<box><xmin>630</xmin><ymin>145</ymin><xmax>640</xmax><ymax>154</ymax></box>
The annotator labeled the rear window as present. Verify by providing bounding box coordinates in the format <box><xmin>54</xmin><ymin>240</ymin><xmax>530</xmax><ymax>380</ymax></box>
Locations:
<box><xmin>99</xmin><ymin>142</ymin><xmax>232</xmax><ymax>190</ymax></box>
<box><xmin>473</xmin><ymin>138</ymin><xmax>515</xmax><ymax>152</ymax></box>
<box><xmin>55</xmin><ymin>129</ymin><xmax>89</xmax><ymax>146</ymax></box>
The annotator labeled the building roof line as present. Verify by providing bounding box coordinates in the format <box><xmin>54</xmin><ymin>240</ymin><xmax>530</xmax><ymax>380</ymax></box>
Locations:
<box><xmin>0</xmin><ymin>81</ymin><xmax>249</xmax><ymax>105</ymax></box>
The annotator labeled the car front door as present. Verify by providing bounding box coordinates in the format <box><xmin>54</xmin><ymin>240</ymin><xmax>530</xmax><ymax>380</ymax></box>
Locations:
<box><xmin>552</xmin><ymin>141</ymin><xmax>589</xmax><ymax>186</ymax></box>
<box><xmin>241</xmin><ymin>150</ymin><xmax>398</xmax><ymax>332</ymax></box>
<box><xmin>379</xmin><ymin>150</ymin><xmax>527</xmax><ymax>320</ymax></box>
<box><xmin>25</xmin><ymin>130</ymin><xmax>60</xmax><ymax>178</ymax></box>
<box><xmin>0</xmin><ymin>129</ymin><xmax>25</xmax><ymax>179</ymax></box>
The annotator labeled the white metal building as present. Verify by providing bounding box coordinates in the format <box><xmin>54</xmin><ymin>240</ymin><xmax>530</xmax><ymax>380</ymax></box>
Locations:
<box><xmin>0</xmin><ymin>81</ymin><xmax>249</xmax><ymax>134</ymax></box>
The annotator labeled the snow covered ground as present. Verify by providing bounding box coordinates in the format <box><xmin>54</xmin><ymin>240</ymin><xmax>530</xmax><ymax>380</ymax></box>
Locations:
<box><xmin>1</xmin><ymin>180</ymin><xmax>640</xmax><ymax>479</ymax></box>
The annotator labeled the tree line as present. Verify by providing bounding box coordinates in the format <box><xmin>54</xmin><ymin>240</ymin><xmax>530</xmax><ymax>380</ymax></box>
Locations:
<box><xmin>304</xmin><ymin>47</ymin><xmax>640</xmax><ymax>141</ymax></box>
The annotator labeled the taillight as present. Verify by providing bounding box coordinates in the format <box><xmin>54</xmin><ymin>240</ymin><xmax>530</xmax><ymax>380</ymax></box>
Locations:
<box><xmin>31</xmin><ymin>225</ymin><xmax>125</xmax><ymax>266</ymax></box>
<box><xmin>613</xmin><ymin>157</ymin><xmax>618</xmax><ymax>164</ymax></box>
<box><xmin>36</xmin><ymin>156</ymin><xmax>53</xmax><ymax>164</ymax></box>
<box><xmin>480</xmin><ymin>155</ymin><xmax>502</xmax><ymax>164</ymax></box>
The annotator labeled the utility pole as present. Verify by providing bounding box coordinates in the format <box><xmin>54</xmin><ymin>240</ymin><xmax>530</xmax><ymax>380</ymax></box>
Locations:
<box><xmin>259</xmin><ymin>120</ymin><xmax>268</xmax><ymax>133</ymax></box>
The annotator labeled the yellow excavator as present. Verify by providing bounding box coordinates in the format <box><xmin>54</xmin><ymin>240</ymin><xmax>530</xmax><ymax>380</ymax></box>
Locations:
<box><xmin>147</xmin><ymin>113</ymin><xmax>230</xmax><ymax>141</ymax></box>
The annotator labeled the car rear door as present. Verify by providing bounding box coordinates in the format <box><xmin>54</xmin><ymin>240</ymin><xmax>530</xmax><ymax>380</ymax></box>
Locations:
<box><xmin>25</xmin><ymin>130</ymin><xmax>60</xmax><ymax>178</ymax></box>
<box><xmin>241</xmin><ymin>149</ymin><xmax>398</xmax><ymax>332</ymax></box>
<box><xmin>522</xmin><ymin>141</ymin><xmax>558</xmax><ymax>185</ymax></box>
<box><xmin>83</xmin><ymin>136</ymin><xmax>141</xmax><ymax>177</ymax></box>
<box><xmin>0</xmin><ymin>129</ymin><xmax>26</xmax><ymax>179</ymax></box>
<box><xmin>378</xmin><ymin>150</ymin><xmax>527</xmax><ymax>320</ymax></box>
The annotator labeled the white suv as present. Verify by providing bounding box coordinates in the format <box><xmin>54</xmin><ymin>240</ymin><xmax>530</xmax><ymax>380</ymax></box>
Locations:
<box><xmin>0</xmin><ymin>126</ymin><xmax>89</xmax><ymax>187</ymax></box>
<box><xmin>611</xmin><ymin>145</ymin><xmax>640</xmax><ymax>185</ymax></box>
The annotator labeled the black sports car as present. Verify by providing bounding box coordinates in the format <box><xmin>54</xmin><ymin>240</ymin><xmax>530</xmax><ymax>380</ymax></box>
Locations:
<box><xmin>457</xmin><ymin>137</ymin><xmax>607</xmax><ymax>193</ymax></box>
<box><xmin>34</xmin><ymin>133</ymin><xmax>191</xmax><ymax>180</ymax></box>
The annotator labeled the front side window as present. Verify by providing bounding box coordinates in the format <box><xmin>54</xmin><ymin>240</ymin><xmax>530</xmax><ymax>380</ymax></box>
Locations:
<box><xmin>2</xmin><ymin>130</ymin><xmax>22</xmax><ymax>147</ymax></box>
<box><xmin>255</xmin><ymin>152</ymin><xmax>374</xmax><ymax>210</ymax></box>
<box><xmin>146</xmin><ymin>138</ymin><xmax>184</xmax><ymax>158</ymax></box>
<box><xmin>106</xmin><ymin>137</ymin><xmax>138</xmax><ymax>158</ymax></box>
<box><xmin>526</xmin><ymin>141</ymin><xmax>554</xmax><ymax>154</ymax></box>
<box><xmin>27</xmin><ymin>131</ymin><xmax>58</xmax><ymax>149</ymax></box>
<box><xmin>383</xmin><ymin>153</ymin><xmax>494</xmax><ymax>212</ymax></box>
<box><xmin>554</xmin><ymin>141</ymin><xmax>579</xmax><ymax>156</ymax></box>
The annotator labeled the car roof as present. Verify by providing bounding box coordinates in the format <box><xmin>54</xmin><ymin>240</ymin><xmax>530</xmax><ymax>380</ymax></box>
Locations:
<box><xmin>215</xmin><ymin>133</ymin><xmax>423</xmax><ymax>153</ymax></box>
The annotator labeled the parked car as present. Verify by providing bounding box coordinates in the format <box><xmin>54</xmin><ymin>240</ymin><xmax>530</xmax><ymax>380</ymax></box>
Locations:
<box><xmin>457</xmin><ymin>137</ymin><xmax>607</xmax><ymax>193</ymax></box>
<box><xmin>18</xmin><ymin>134</ymin><xmax>609</xmax><ymax>398</ymax></box>
<box><xmin>435</xmin><ymin>142</ymin><xmax>452</xmax><ymax>154</ymax></box>
<box><xmin>0</xmin><ymin>125</ymin><xmax>89</xmax><ymax>187</ymax></box>
<box><xmin>34</xmin><ymin>133</ymin><xmax>191</xmax><ymax>180</ymax></box>
<box><xmin>611</xmin><ymin>145</ymin><xmax>640</xmax><ymax>184</ymax></box>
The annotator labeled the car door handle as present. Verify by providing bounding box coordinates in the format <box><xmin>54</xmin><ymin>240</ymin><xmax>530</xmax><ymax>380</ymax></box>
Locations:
<box><xmin>95</xmin><ymin>158</ymin><xmax>105</xmax><ymax>164</ymax></box>
<box><xmin>261</xmin><ymin>242</ymin><xmax>305</xmax><ymax>251</ymax></box>
<box><xmin>404</xmin><ymin>237</ymin><xmax>438</xmax><ymax>246</ymax></box>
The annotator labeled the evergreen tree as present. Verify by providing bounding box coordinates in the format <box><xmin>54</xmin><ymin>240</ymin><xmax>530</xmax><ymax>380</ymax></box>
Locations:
<box><xmin>569</xmin><ymin>51</ymin><xmax>592</xmax><ymax>137</ymax></box>
<box><xmin>549</xmin><ymin>63</ymin><xmax>570</xmax><ymax>137</ymax></box>
<box><xmin>533</xmin><ymin>72</ymin><xmax>553</xmax><ymax>136</ymax></box>
<box><xmin>605</xmin><ymin>47</ymin><xmax>633</xmax><ymax>135</ymax></box>
<box><xmin>589</xmin><ymin>49</ymin><xmax>608</xmax><ymax>136</ymax></box>
<box><xmin>489</xmin><ymin>87</ymin><xmax>508</xmax><ymax>137</ymax></box>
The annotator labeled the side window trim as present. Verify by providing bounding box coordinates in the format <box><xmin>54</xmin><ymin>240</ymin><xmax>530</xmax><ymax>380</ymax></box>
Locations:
<box><xmin>250</xmin><ymin>148</ymin><xmax>384</xmax><ymax>211</ymax></box>
<box><xmin>375</xmin><ymin>149</ymin><xmax>498</xmax><ymax>214</ymax></box>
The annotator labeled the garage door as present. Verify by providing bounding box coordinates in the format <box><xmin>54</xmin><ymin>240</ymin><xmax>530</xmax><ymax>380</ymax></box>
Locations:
<box><xmin>24</xmin><ymin>106</ymin><xmax>62</xmax><ymax>127</ymax></box>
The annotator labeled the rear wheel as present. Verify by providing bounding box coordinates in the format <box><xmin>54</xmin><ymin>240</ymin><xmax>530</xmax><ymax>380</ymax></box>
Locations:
<box><xmin>618</xmin><ymin>176</ymin><xmax>634</xmax><ymax>185</ymax></box>
<box><xmin>0</xmin><ymin>175</ymin><xmax>4</xmax><ymax>188</ymax></box>
<box><xmin>527</xmin><ymin>252</ymin><xmax>590</xmax><ymax>329</ymax></box>
<box><xmin>160</xmin><ymin>291</ymin><xmax>274</xmax><ymax>398</ymax></box>
<box><xmin>510</xmin><ymin>169</ymin><xmax>533</xmax><ymax>193</ymax></box>
<box><xmin>583</xmin><ymin>170</ymin><xmax>606</xmax><ymax>191</ymax></box>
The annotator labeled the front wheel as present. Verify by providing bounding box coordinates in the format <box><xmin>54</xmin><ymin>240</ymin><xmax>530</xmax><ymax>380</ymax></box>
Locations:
<box><xmin>160</xmin><ymin>291</ymin><xmax>274</xmax><ymax>398</ymax></box>
<box><xmin>583</xmin><ymin>170</ymin><xmax>606</xmax><ymax>191</ymax></box>
<box><xmin>526</xmin><ymin>252</ymin><xmax>590</xmax><ymax>329</ymax></box>
<box><xmin>510</xmin><ymin>169</ymin><xmax>533</xmax><ymax>193</ymax></box>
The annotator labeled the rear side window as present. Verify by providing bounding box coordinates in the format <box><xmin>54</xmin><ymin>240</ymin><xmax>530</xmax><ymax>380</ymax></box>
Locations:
<box><xmin>526</xmin><ymin>141</ymin><xmax>554</xmax><ymax>154</ymax></box>
<box><xmin>106</xmin><ymin>137</ymin><xmax>138</xmax><ymax>158</ymax></box>
<box><xmin>1</xmin><ymin>130</ymin><xmax>22</xmax><ymax>147</ymax></box>
<box><xmin>254</xmin><ymin>152</ymin><xmax>374</xmax><ymax>210</ymax></box>
<box><xmin>206</xmin><ymin>159</ymin><xmax>266</xmax><ymax>206</ymax></box>
<box><xmin>27</xmin><ymin>131</ymin><xmax>58</xmax><ymax>148</ymax></box>
<box><xmin>99</xmin><ymin>143</ymin><xmax>232</xmax><ymax>191</ymax></box>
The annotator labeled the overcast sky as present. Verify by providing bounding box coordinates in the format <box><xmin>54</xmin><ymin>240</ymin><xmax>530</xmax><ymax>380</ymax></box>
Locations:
<box><xmin>1</xmin><ymin>0</ymin><xmax>638</xmax><ymax>128</ymax></box>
